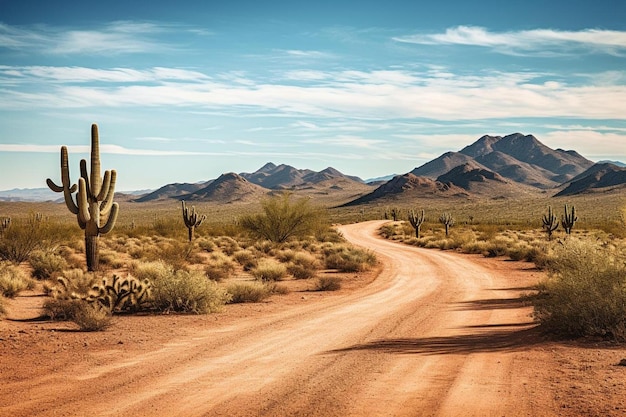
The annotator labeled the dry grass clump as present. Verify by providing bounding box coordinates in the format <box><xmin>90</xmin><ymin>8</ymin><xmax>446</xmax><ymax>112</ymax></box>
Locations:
<box><xmin>323</xmin><ymin>244</ymin><xmax>377</xmax><ymax>272</ymax></box>
<box><xmin>0</xmin><ymin>261</ymin><xmax>33</xmax><ymax>297</ymax></box>
<box><xmin>251</xmin><ymin>258</ymin><xmax>287</xmax><ymax>282</ymax></box>
<box><xmin>233</xmin><ymin>248</ymin><xmax>261</xmax><ymax>271</ymax></box>
<box><xmin>215</xmin><ymin>236</ymin><xmax>241</xmax><ymax>256</ymax></box>
<box><xmin>533</xmin><ymin>238</ymin><xmax>626</xmax><ymax>341</ymax></box>
<box><xmin>204</xmin><ymin>252</ymin><xmax>236</xmax><ymax>281</ymax></box>
<box><xmin>71</xmin><ymin>303</ymin><xmax>112</xmax><ymax>331</ymax></box>
<box><xmin>315</xmin><ymin>276</ymin><xmax>342</xmax><ymax>291</ymax></box>
<box><xmin>226</xmin><ymin>281</ymin><xmax>273</xmax><ymax>303</ymax></box>
<box><xmin>286</xmin><ymin>252</ymin><xmax>321</xmax><ymax>279</ymax></box>
<box><xmin>130</xmin><ymin>260</ymin><xmax>232</xmax><ymax>313</ymax></box>
<box><xmin>29</xmin><ymin>250</ymin><xmax>68</xmax><ymax>280</ymax></box>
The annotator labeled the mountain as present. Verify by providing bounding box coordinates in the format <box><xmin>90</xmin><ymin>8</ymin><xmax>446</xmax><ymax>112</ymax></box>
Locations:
<box><xmin>474</xmin><ymin>151</ymin><xmax>559</xmax><ymax>188</ymax></box>
<box><xmin>555</xmin><ymin>163</ymin><xmax>626</xmax><ymax>197</ymax></box>
<box><xmin>240</xmin><ymin>163</ymin><xmax>363</xmax><ymax>189</ymax></box>
<box><xmin>341</xmin><ymin>173</ymin><xmax>468</xmax><ymax>206</ymax></box>
<box><xmin>410</xmin><ymin>151</ymin><xmax>483</xmax><ymax>179</ymax></box>
<box><xmin>459</xmin><ymin>133</ymin><xmax>593</xmax><ymax>184</ymax></box>
<box><xmin>133</xmin><ymin>182</ymin><xmax>209</xmax><ymax>202</ymax></box>
<box><xmin>436</xmin><ymin>163</ymin><xmax>507</xmax><ymax>189</ymax></box>
<box><xmin>185</xmin><ymin>172</ymin><xmax>268</xmax><ymax>203</ymax></box>
<box><xmin>0</xmin><ymin>187</ymin><xmax>57</xmax><ymax>202</ymax></box>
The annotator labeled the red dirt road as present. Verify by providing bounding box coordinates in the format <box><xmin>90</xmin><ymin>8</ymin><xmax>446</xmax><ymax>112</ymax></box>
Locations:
<box><xmin>1</xmin><ymin>220</ymin><xmax>625</xmax><ymax>416</ymax></box>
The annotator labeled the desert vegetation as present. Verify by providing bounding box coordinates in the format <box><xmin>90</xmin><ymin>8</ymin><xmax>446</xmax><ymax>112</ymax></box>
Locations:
<box><xmin>0</xmin><ymin>192</ymin><xmax>377</xmax><ymax>331</ymax></box>
<box><xmin>378</xmin><ymin>202</ymin><xmax>626</xmax><ymax>341</ymax></box>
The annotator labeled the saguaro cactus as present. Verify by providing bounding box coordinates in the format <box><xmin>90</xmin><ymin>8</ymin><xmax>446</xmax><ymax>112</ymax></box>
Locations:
<box><xmin>439</xmin><ymin>212</ymin><xmax>455</xmax><ymax>236</ymax></box>
<box><xmin>561</xmin><ymin>204</ymin><xmax>578</xmax><ymax>235</ymax></box>
<box><xmin>47</xmin><ymin>124</ymin><xmax>118</xmax><ymax>271</ymax></box>
<box><xmin>408</xmin><ymin>209</ymin><xmax>425</xmax><ymax>238</ymax></box>
<box><xmin>182</xmin><ymin>200</ymin><xmax>206</xmax><ymax>241</ymax></box>
<box><xmin>542</xmin><ymin>206</ymin><xmax>559</xmax><ymax>240</ymax></box>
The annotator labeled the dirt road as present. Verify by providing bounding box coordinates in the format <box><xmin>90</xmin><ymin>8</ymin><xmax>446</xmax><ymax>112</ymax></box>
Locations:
<box><xmin>3</xmin><ymin>220</ymin><xmax>621</xmax><ymax>416</ymax></box>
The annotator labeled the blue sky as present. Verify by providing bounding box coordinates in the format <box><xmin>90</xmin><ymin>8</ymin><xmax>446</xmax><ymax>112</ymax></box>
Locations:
<box><xmin>1</xmin><ymin>0</ymin><xmax>625</xmax><ymax>191</ymax></box>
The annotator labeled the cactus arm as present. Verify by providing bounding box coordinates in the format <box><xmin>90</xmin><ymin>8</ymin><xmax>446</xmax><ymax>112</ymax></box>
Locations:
<box><xmin>47</xmin><ymin>146</ymin><xmax>79</xmax><ymax>214</ymax></box>
<box><xmin>97</xmin><ymin>170</ymin><xmax>112</xmax><ymax>202</ymax></box>
<box><xmin>77</xmin><ymin>178</ymin><xmax>90</xmax><ymax>228</ymax></box>
<box><xmin>90</xmin><ymin>124</ymin><xmax>103</xmax><ymax>198</ymax></box>
<box><xmin>99</xmin><ymin>202</ymin><xmax>119</xmax><ymax>235</ymax></box>
<box><xmin>99</xmin><ymin>170</ymin><xmax>117</xmax><ymax>216</ymax></box>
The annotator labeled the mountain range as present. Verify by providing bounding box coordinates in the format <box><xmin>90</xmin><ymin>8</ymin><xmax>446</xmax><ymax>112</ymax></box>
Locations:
<box><xmin>1</xmin><ymin>133</ymin><xmax>624</xmax><ymax>203</ymax></box>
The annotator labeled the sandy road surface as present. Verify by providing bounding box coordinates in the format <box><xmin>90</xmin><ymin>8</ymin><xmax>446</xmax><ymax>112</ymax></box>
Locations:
<box><xmin>3</xmin><ymin>220</ymin><xmax>552</xmax><ymax>416</ymax></box>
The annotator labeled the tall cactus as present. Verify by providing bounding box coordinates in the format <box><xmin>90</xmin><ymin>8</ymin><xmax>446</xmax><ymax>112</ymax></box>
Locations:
<box><xmin>47</xmin><ymin>124</ymin><xmax>118</xmax><ymax>271</ymax></box>
<box><xmin>561</xmin><ymin>204</ymin><xmax>578</xmax><ymax>235</ymax></box>
<box><xmin>182</xmin><ymin>200</ymin><xmax>206</xmax><ymax>241</ymax></box>
<box><xmin>542</xmin><ymin>206</ymin><xmax>559</xmax><ymax>240</ymax></box>
<box><xmin>439</xmin><ymin>212</ymin><xmax>454</xmax><ymax>236</ymax></box>
<box><xmin>408</xmin><ymin>209</ymin><xmax>425</xmax><ymax>238</ymax></box>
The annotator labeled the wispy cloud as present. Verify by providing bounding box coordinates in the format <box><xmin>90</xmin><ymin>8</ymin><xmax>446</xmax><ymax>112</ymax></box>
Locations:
<box><xmin>0</xmin><ymin>21</ymin><xmax>197</xmax><ymax>55</ymax></box>
<box><xmin>394</xmin><ymin>26</ymin><xmax>626</xmax><ymax>56</ymax></box>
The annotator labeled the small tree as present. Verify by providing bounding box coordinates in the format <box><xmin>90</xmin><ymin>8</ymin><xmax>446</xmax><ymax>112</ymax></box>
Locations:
<box><xmin>439</xmin><ymin>212</ymin><xmax>454</xmax><ymax>237</ymax></box>
<box><xmin>542</xmin><ymin>206</ymin><xmax>559</xmax><ymax>240</ymax></box>
<box><xmin>240</xmin><ymin>193</ymin><xmax>324</xmax><ymax>243</ymax></box>
<box><xmin>408</xmin><ymin>209</ymin><xmax>425</xmax><ymax>238</ymax></box>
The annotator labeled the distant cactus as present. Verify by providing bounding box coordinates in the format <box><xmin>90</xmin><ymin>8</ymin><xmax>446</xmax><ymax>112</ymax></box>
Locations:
<box><xmin>561</xmin><ymin>204</ymin><xmax>578</xmax><ymax>235</ymax></box>
<box><xmin>439</xmin><ymin>212</ymin><xmax>455</xmax><ymax>236</ymax></box>
<box><xmin>0</xmin><ymin>217</ymin><xmax>10</xmax><ymax>235</ymax></box>
<box><xmin>542</xmin><ymin>206</ymin><xmax>559</xmax><ymax>239</ymax></box>
<box><xmin>390</xmin><ymin>207</ymin><xmax>400</xmax><ymax>221</ymax></box>
<box><xmin>46</xmin><ymin>124</ymin><xmax>118</xmax><ymax>271</ymax></box>
<box><xmin>182</xmin><ymin>200</ymin><xmax>206</xmax><ymax>241</ymax></box>
<box><xmin>408</xmin><ymin>209</ymin><xmax>425</xmax><ymax>238</ymax></box>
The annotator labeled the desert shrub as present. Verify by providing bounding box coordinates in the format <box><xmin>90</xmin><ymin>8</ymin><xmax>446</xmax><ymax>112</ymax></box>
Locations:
<box><xmin>233</xmin><ymin>249</ymin><xmax>260</xmax><ymax>271</ymax></box>
<box><xmin>323</xmin><ymin>245</ymin><xmax>377</xmax><ymax>272</ymax></box>
<box><xmin>72</xmin><ymin>302</ymin><xmax>112</xmax><ymax>331</ymax></box>
<box><xmin>533</xmin><ymin>239</ymin><xmax>626</xmax><ymax>340</ymax></box>
<box><xmin>286</xmin><ymin>252</ymin><xmax>321</xmax><ymax>279</ymax></box>
<box><xmin>251</xmin><ymin>258</ymin><xmax>287</xmax><ymax>281</ymax></box>
<box><xmin>0</xmin><ymin>261</ymin><xmax>33</xmax><ymax>297</ymax></box>
<box><xmin>43</xmin><ymin>269</ymin><xmax>101</xmax><ymax>320</ymax></box>
<box><xmin>215</xmin><ymin>236</ymin><xmax>241</xmax><ymax>256</ymax></box>
<box><xmin>226</xmin><ymin>281</ymin><xmax>273</xmax><ymax>303</ymax></box>
<box><xmin>29</xmin><ymin>250</ymin><xmax>68</xmax><ymax>280</ymax></box>
<box><xmin>151</xmin><ymin>217</ymin><xmax>184</xmax><ymax>239</ymax></box>
<box><xmin>43</xmin><ymin>298</ymin><xmax>83</xmax><ymax>320</ymax></box>
<box><xmin>240</xmin><ymin>193</ymin><xmax>327</xmax><ymax>243</ymax></box>
<box><xmin>150</xmin><ymin>268</ymin><xmax>231</xmax><ymax>314</ymax></box>
<box><xmin>0</xmin><ymin>214</ymin><xmax>69</xmax><ymax>263</ymax></box>
<box><xmin>315</xmin><ymin>276</ymin><xmax>342</xmax><ymax>291</ymax></box>
<box><xmin>204</xmin><ymin>252</ymin><xmax>236</xmax><ymax>281</ymax></box>
<box><xmin>148</xmin><ymin>240</ymin><xmax>198</xmax><ymax>270</ymax></box>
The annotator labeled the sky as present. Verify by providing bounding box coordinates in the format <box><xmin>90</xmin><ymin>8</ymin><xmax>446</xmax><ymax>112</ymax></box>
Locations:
<box><xmin>1</xmin><ymin>0</ymin><xmax>625</xmax><ymax>191</ymax></box>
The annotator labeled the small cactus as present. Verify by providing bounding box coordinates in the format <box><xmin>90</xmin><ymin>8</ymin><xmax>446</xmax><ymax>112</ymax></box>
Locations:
<box><xmin>439</xmin><ymin>212</ymin><xmax>455</xmax><ymax>236</ymax></box>
<box><xmin>542</xmin><ymin>206</ymin><xmax>559</xmax><ymax>239</ymax></box>
<box><xmin>561</xmin><ymin>204</ymin><xmax>578</xmax><ymax>235</ymax></box>
<box><xmin>182</xmin><ymin>200</ymin><xmax>206</xmax><ymax>241</ymax></box>
<box><xmin>408</xmin><ymin>209</ymin><xmax>425</xmax><ymax>238</ymax></box>
<box><xmin>0</xmin><ymin>217</ymin><xmax>10</xmax><ymax>235</ymax></box>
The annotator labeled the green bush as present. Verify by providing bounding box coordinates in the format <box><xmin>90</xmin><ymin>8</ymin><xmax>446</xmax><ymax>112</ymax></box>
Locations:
<box><xmin>315</xmin><ymin>276</ymin><xmax>342</xmax><ymax>291</ymax></box>
<box><xmin>251</xmin><ymin>258</ymin><xmax>287</xmax><ymax>281</ymax></box>
<box><xmin>150</xmin><ymin>267</ymin><xmax>231</xmax><ymax>314</ymax></box>
<box><xmin>0</xmin><ymin>262</ymin><xmax>33</xmax><ymax>297</ymax></box>
<box><xmin>226</xmin><ymin>281</ymin><xmax>272</xmax><ymax>303</ymax></box>
<box><xmin>29</xmin><ymin>250</ymin><xmax>68</xmax><ymax>280</ymax></box>
<box><xmin>533</xmin><ymin>239</ymin><xmax>626</xmax><ymax>341</ymax></box>
<box><xmin>240</xmin><ymin>193</ymin><xmax>327</xmax><ymax>243</ymax></box>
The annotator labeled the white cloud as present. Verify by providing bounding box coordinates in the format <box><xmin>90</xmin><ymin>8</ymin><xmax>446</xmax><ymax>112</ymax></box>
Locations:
<box><xmin>394</xmin><ymin>26</ymin><xmax>626</xmax><ymax>56</ymax></box>
<box><xmin>540</xmin><ymin>130</ymin><xmax>626</xmax><ymax>160</ymax></box>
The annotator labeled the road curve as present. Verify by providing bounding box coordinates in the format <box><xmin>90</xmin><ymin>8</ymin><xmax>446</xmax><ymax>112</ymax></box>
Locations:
<box><xmin>4</xmin><ymin>220</ymin><xmax>543</xmax><ymax>417</ymax></box>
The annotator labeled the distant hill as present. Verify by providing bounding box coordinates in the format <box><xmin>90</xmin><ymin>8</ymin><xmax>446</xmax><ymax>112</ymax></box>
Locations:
<box><xmin>240</xmin><ymin>162</ymin><xmax>363</xmax><ymax>189</ymax></box>
<box><xmin>185</xmin><ymin>173</ymin><xmax>268</xmax><ymax>203</ymax></box>
<box><xmin>133</xmin><ymin>182</ymin><xmax>209</xmax><ymax>203</ymax></box>
<box><xmin>341</xmin><ymin>173</ymin><xmax>468</xmax><ymax>206</ymax></box>
<box><xmin>410</xmin><ymin>152</ymin><xmax>482</xmax><ymax>179</ymax></box>
<box><xmin>0</xmin><ymin>187</ymin><xmax>57</xmax><ymax>202</ymax></box>
<box><xmin>555</xmin><ymin>163</ymin><xmax>626</xmax><ymax>197</ymax></box>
